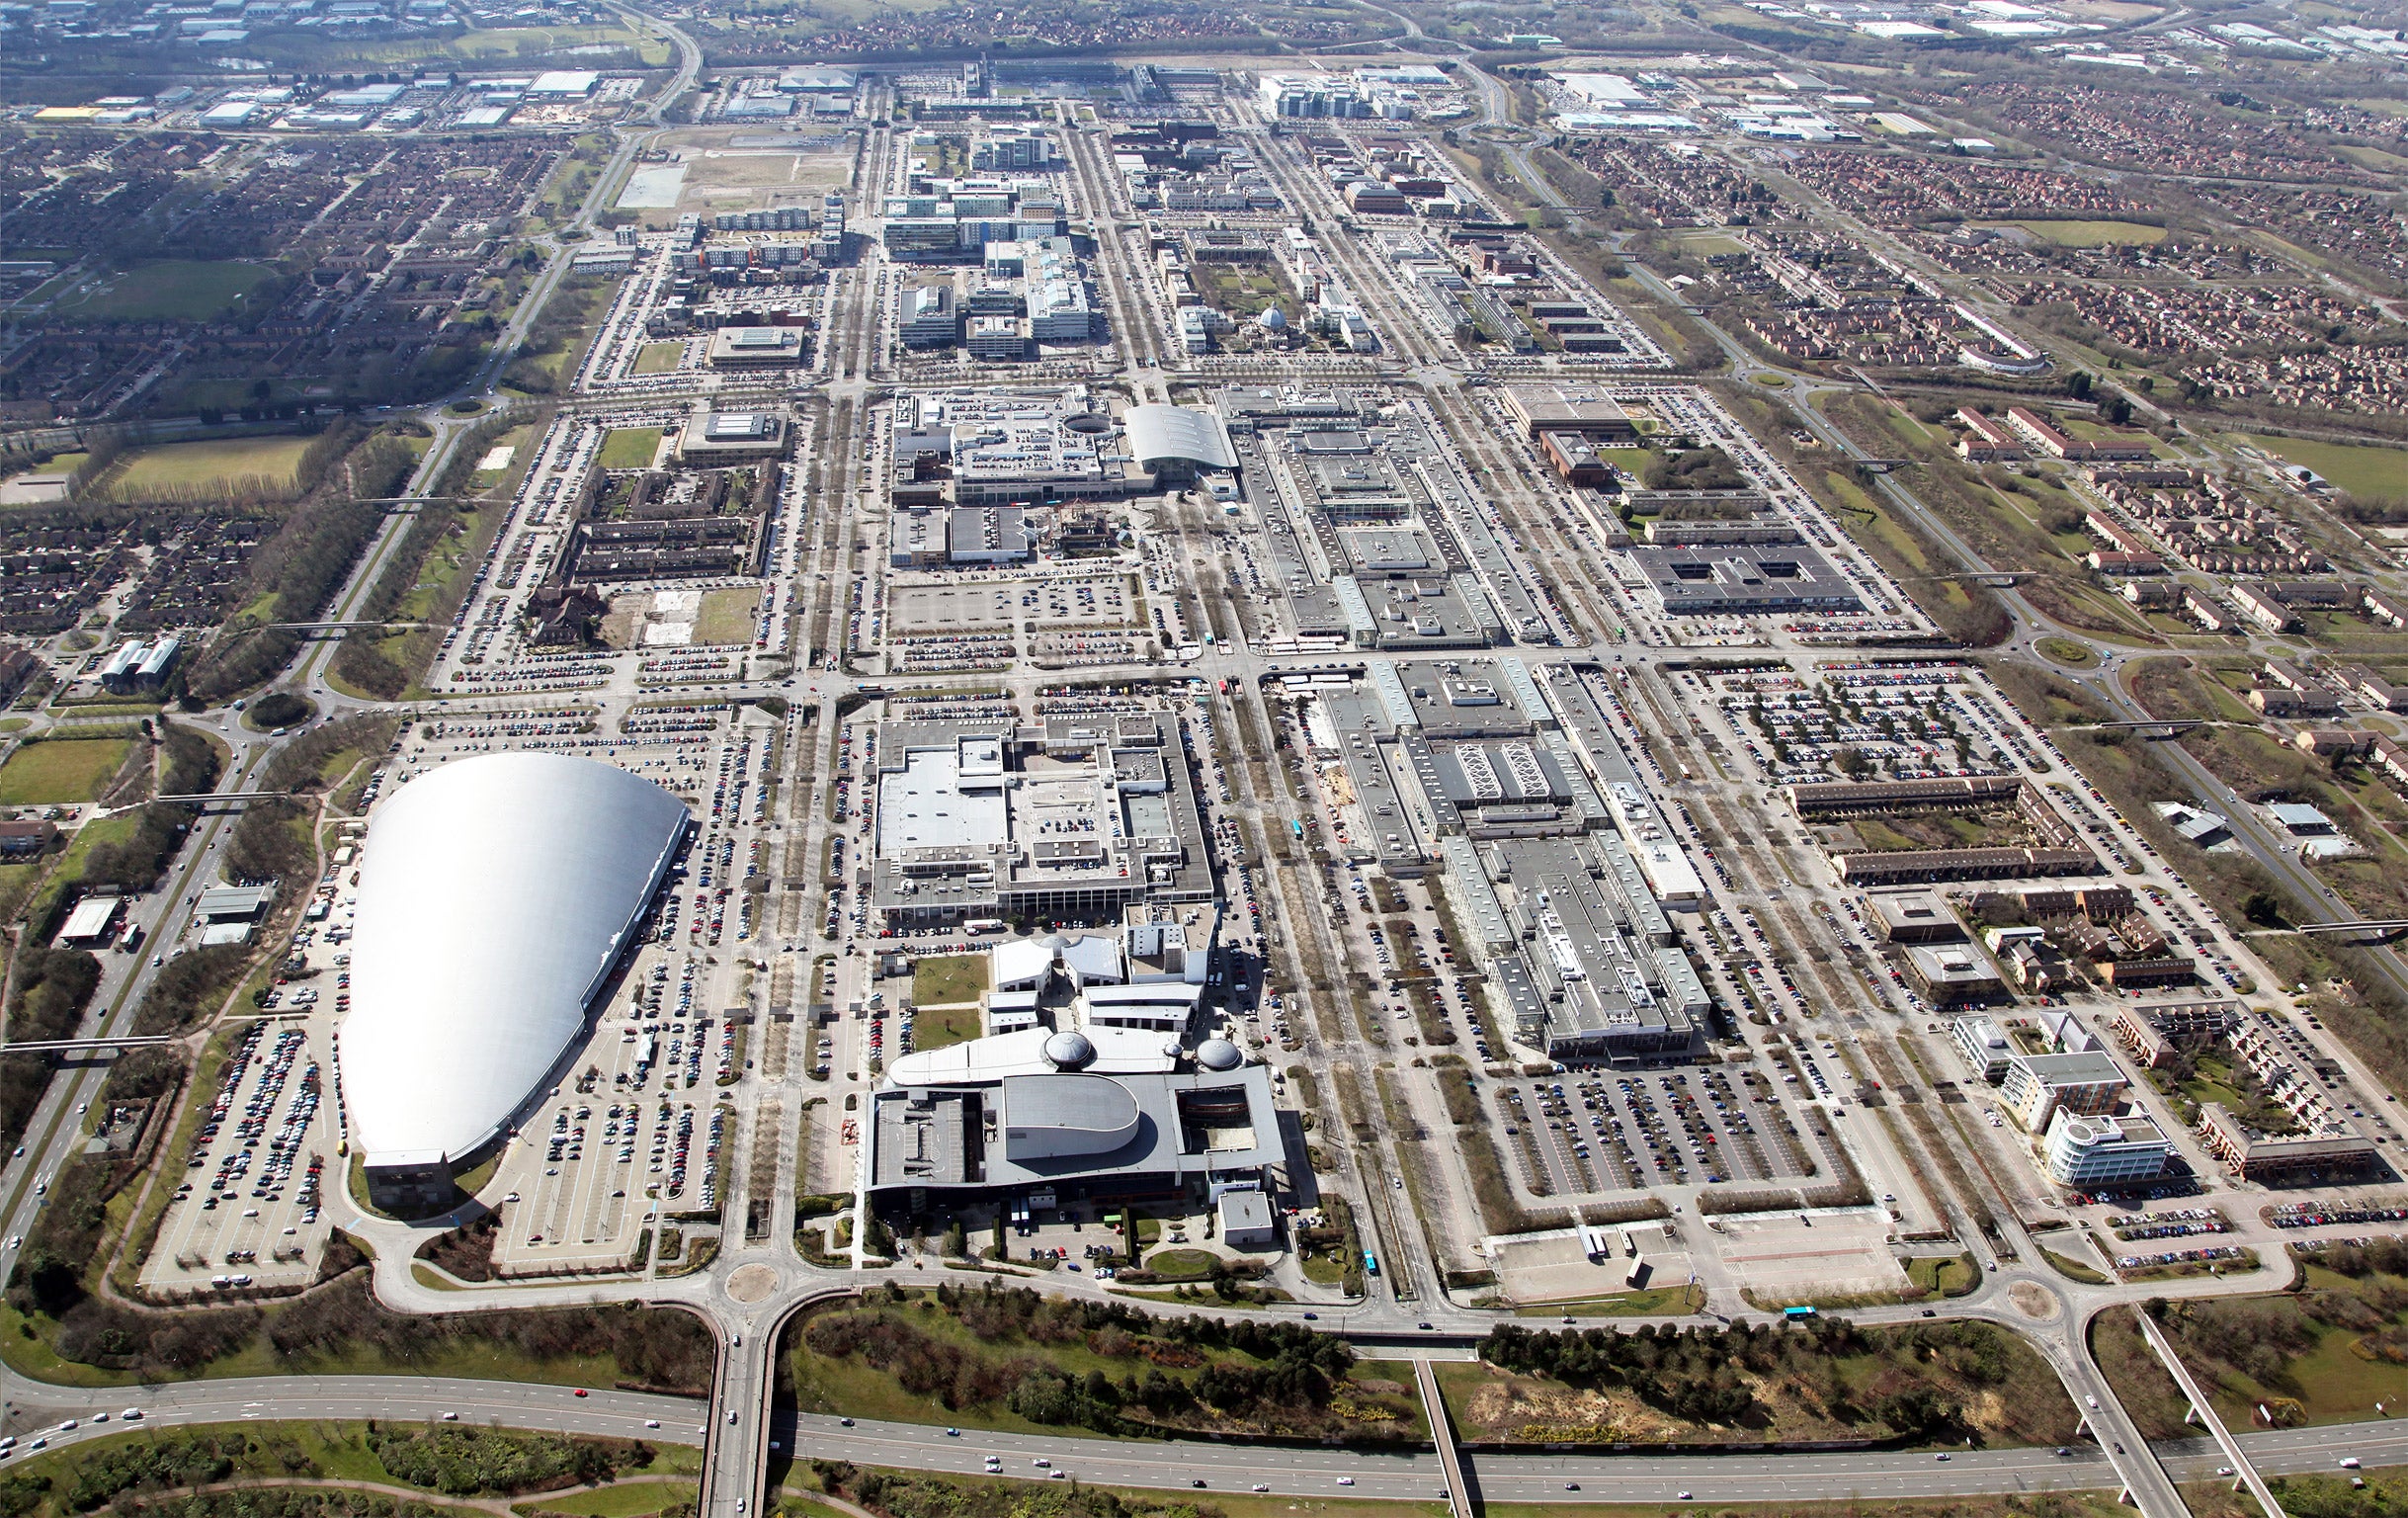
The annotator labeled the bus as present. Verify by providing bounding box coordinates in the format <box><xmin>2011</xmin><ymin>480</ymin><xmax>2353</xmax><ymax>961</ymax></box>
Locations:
<box><xmin>1784</xmin><ymin>1305</ymin><xmax>1818</xmax><ymax>1320</ymax></box>
<box><xmin>1292</xmin><ymin>820</ymin><xmax>1305</xmax><ymax>839</ymax></box>
<box><xmin>1364</xmin><ymin>1251</ymin><xmax>1379</xmax><ymax>1277</ymax></box>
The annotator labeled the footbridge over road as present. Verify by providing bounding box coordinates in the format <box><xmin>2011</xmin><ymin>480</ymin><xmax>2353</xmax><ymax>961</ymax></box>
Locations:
<box><xmin>143</xmin><ymin>790</ymin><xmax>299</xmax><ymax>812</ymax></box>
<box><xmin>2074</xmin><ymin>719</ymin><xmax>2203</xmax><ymax>738</ymax></box>
<box><xmin>0</xmin><ymin>1036</ymin><xmax>176</xmax><ymax>1054</ymax></box>
<box><xmin>1415</xmin><ymin>1357</ymin><xmax>1474</xmax><ymax>1518</ymax></box>
<box><xmin>2134</xmin><ymin>1310</ymin><xmax>2287</xmax><ymax>1517</ymax></box>
<box><xmin>2296</xmin><ymin>918</ymin><xmax>2408</xmax><ymax>937</ymax></box>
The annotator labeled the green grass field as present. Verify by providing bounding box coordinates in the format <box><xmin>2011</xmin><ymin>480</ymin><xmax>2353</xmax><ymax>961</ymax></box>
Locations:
<box><xmin>2036</xmin><ymin>635</ymin><xmax>2101</xmax><ymax>669</ymax></box>
<box><xmin>0</xmin><ymin>860</ymin><xmax>42</xmax><ymax>924</ymax></box>
<box><xmin>632</xmin><ymin>341</ymin><xmax>686</xmax><ymax>375</ymax></box>
<box><xmin>1142</xmin><ymin>1247</ymin><xmax>1221</xmax><ymax>1280</ymax></box>
<box><xmin>1513</xmin><ymin>1282</ymin><xmax>1707</xmax><ymax>1316</ymax></box>
<box><xmin>260</xmin><ymin>20</ymin><xmax>667</xmax><ymax>66</ymax></box>
<box><xmin>911</xmin><ymin>953</ymin><xmax>988</xmax><ymax>1007</ymax></box>
<box><xmin>49</xmin><ymin>259</ymin><xmax>277</xmax><ymax>321</ymax></box>
<box><xmin>1905</xmin><ymin>1254</ymin><xmax>1979</xmax><ymax>1297</ymax></box>
<box><xmin>20</xmin><ymin>808</ymin><xmax>140</xmax><ymax>937</ymax></box>
<box><xmin>109</xmin><ymin>436</ymin><xmax>313</xmax><ymax>497</ymax></box>
<box><xmin>695</xmin><ymin>587</ymin><xmax>760</xmax><ymax>645</ymax></box>
<box><xmin>906</xmin><ymin>999</ymin><xmax>982</xmax><ymax>1054</ymax></box>
<box><xmin>597</xmin><ymin>428</ymin><xmax>663</xmax><ymax>470</ymax></box>
<box><xmin>2240</xmin><ymin>433</ymin><xmax>2408</xmax><ymax>500</ymax></box>
<box><xmin>1993</xmin><ymin>219</ymin><xmax>2169</xmax><ymax>247</ymax></box>
<box><xmin>0</xmin><ymin>738</ymin><xmax>130</xmax><ymax>805</ymax></box>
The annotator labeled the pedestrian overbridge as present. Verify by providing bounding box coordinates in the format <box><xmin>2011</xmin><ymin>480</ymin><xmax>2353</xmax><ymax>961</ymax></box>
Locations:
<box><xmin>2133</xmin><ymin>1310</ymin><xmax>2287</xmax><ymax>1517</ymax></box>
<box><xmin>2297</xmin><ymin>919</ymin><xmax>2408</xmax><ymax>937</ymax></box>
<box><xmin>1415</xmin><ymin>1358</ymin><xmax>1476</xmax><ymax>1518</ymax></box>
<box><xmin>147</xmin><ymin>790</ymin><xmax>300</xmax><ymax>814</ymax></box>
<box><xmin>2076</xmin><ymin>719</ymin><xmax>2201</xmax><ymax>738</ymax></box>
<box><xmin>0</xmin><ymin>1036</ymin><xmax>175</xmax><ymax>1054</ymax></box>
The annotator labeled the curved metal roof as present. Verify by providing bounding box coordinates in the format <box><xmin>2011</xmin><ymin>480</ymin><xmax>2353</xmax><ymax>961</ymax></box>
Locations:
<box><xmin>1123</xmin><ymin>404</ymin><xmax>1236</xmax><ymax>471</ymax></box>
<box><xmin>339</xmin><ymin>754</ymin><xmax>688</xmax><ymax>1165</ymax></box>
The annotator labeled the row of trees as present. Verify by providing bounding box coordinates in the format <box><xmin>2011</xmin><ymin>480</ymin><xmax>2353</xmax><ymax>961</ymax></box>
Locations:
<box><xmin>185</xmin><ymin>429</ymin><xmax>418</xmax><ymax>702</ymax></box>
<box><xmin>329</xmin><ymin>413</ymin><xmax>526</xmax><ymax>704</ymax></box>
<box><xmin>0</xmin><ymin>949</ymin><xmax>102</xmax><ymax>1155</ymax></box>
<box><xmin>128</xmin><ymin>943</ymin><xmax>250</xmax><ymax>1038</ymax></box>
<box><xmin>365</xmin><ymin>1427</ymin><xmax>652</xmax><ymax>1497</ymax></box>
<box><xmin>18</xmin><ymin>1255</ymin><xmax>716</xmax><ymax>1391</ymax></box>
<box><xmin>223</xmin><ymin>713</ymin><xmax>403</xmax><ymax>886</ymax></box>
<box><xmin>800</xmin><ymin>1286</ymin><xmax>1396</xmax><ymax>1439</ymax></box>
<box><xmin>895</xmin><ymin>1278</ymin><xmax>1348</xmax><ymax>1365</ymax></box>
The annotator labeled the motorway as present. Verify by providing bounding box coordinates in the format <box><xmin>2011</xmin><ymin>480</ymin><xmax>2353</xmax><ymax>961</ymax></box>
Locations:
<box><xmin>8</xmin><ymin>1371</ymin><xmax>2407</xmax><ymax>1509</ymax></box>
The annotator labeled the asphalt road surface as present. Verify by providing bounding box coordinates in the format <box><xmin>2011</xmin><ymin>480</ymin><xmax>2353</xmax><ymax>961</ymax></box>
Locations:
<box><xmin>8</xmin><ymin>1371</ymin><xmax>2408</xmax><ymax>1505</ymax></box>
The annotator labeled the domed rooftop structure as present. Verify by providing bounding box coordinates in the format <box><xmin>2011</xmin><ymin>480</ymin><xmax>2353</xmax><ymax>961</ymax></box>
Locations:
<box><xmin>1257</xmin><ymin>306</ymin><xmax>1288</xmax><ymax>332</ymax></box>
<box><xmin>1042</xmin><ymin>1029</ymin><xmax>1097</xmax><ymax>1069</ymax></box>
<box><xmin>340</xmin><ymin>754</ymin><xmax>689</xmax><ymax>1167</ymax></box>
<box><xmin>1195</xmin><ymin>1037</ymin><xmax>1244</xmax><ymax>1071</ymax></box>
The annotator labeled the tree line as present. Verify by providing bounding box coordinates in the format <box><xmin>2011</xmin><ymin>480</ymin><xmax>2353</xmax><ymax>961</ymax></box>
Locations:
<box><xmin>184</xmin><ymin>430</ymin><xmax>419</xmax><ymax>703</ymax></box>
<box><xmin>796</xmin><ymin>1283</ymin><xmax>1407</xmax><ymax>1442</ymax></box>
<box><xmin>0</xmin><ymin>949</ymin><xmax>101</xmax><ymax>1156</ymax></box>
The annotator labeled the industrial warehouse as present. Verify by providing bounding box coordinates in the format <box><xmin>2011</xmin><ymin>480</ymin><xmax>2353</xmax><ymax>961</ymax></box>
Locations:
<box><xmin>1278</xmin><ymin>658</ymin><xmax>1710</xmax><ymax>1063</ymax></box>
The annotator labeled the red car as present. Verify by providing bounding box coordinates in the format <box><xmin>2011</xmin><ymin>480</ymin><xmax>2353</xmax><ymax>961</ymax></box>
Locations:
<box><xmin>573</xmin><ymin>1390</ymin><xmax>589</xmax><ymax>1398</ymax></box>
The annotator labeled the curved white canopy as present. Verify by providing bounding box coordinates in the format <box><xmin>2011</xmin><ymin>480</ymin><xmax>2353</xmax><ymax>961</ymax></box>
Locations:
<box><xmin>1123</xmin><ymin>404</ymin><xmax>1236</xmax><ymax>471</ymax></box>
<box><xmin>339</xmin><ymin>754</ymin><xmax>688</xmax><ymax>1164</ymax></box>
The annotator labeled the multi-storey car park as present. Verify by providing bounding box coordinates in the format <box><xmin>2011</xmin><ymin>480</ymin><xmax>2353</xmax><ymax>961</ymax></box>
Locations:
<box><xmin>14</xmin><ymin>39</ymin><xmax>2408</xmax><ymax>1518</ymax></box>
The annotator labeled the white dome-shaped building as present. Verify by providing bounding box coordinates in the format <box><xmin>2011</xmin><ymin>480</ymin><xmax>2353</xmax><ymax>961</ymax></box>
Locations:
<box><xmin>1042</xmin><ymin>1029</ymin><xmax>1098</xmax><ymax>1070</ymax></box>
<box><xmin>1257</xmin><ymin>305</ymin><xmax>1288</xmax><ymax>333</ymax></box>
<box><xmin>339</xmin><ymin>754</ymin><xmax>688</xmax><ymax>1208</ymax></box>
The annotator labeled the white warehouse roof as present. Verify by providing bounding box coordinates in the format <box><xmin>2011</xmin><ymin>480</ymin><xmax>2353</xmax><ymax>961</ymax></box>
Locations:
<box><xmin>1123</xmin><ymin>404</ymin><xmax>1236</xmax><ymax>471</ymax></box>
<box><xmin>340</xmin><ymin>755</ymin><xmax>688</xmax><ymax>1166</ymax></box>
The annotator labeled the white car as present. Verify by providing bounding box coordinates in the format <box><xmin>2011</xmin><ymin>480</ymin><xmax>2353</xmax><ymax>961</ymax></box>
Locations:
<box><xmin>1336</xmin><ymin>1477</ymin><xmax>1354</xmax><ymax>1487</ymax></box>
